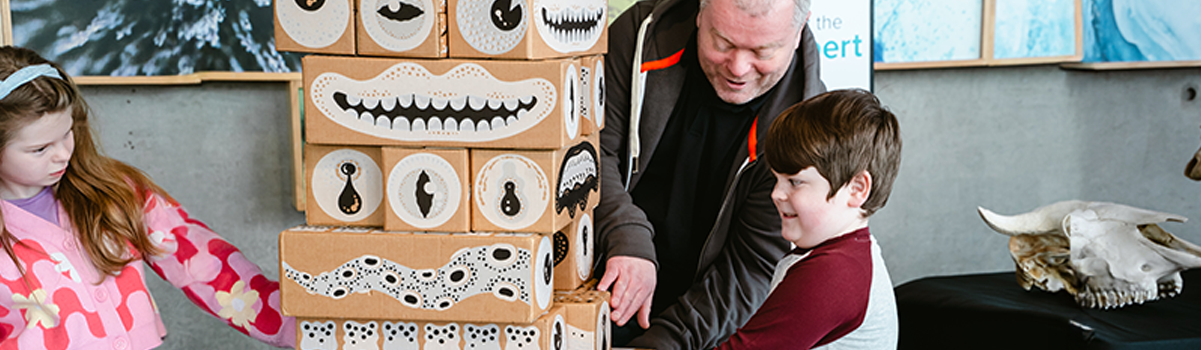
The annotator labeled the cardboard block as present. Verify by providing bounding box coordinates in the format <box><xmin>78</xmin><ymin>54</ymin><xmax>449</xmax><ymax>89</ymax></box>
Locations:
<box><xmin>280</xmin><ymin>226</ymin><xmax>554</xmax><ymax>323</ymax></box>
<box><xmin>554</xmin><ymin>288</ymin><xmax>611</xmax><ymax>350</ymax></box>
<box><xmin>382</xmin><ymin>147</ymin><xmax>471</xmax><ymax>232</ymax></box>
<box><xmin>275</xmin><ymin>0</ymin><xmax>356</xmax><ymax>54</ymax></box>
<box><xmin>552</xmin><ymin>206</ymin><xmax>594</xmax><ymax>291</ymax></box>
<box><xmin>306</xmin><ymin>145</ymin><xmax>386</xmax><ymax>227</ymax></box>
<box><xmin>470</xmin><ymin>135</ymin><xmax>599</xmax><ymax>233</ymax></box>
<box><xmin>579</xmin><ymin>54</ymin><xmax>605</xmax><ymax>135</ymax></box>
<box><xmin>356</xmin><ymin>0</ymin><xmax>450</xmax><ymax>58</ymax></box>
<box><xmin>304</xmin><ymin>55</ymin><xmax>586</xmax><ymax>149</ymax></box>
<box><xmin>448</xmin><ymin>0</ymin><xmax>608</xmax><ymax>59</ymax></box>
<box><xmin>296</xmin><ymin>305</ymin><xmax>568</xmax><ymax>350</ymax></box>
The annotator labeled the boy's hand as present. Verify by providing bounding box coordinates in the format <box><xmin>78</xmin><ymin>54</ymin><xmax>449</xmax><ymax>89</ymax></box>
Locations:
<box><xmin>598</xmin><ymin>256</ymin><xmax>656</xmax><ymax>329</ymax></box>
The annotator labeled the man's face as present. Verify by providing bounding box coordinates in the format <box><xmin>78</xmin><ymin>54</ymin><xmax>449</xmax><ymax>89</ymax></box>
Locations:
<box><xmin>696</xmin><ymin>0</ymin><xmax>802</xmax><ymax>105</ymax></box>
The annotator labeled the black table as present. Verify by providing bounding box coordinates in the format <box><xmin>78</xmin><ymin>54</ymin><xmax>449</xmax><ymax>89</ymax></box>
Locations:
<box><xmin>895</xmin><ymin>269</ymin><xmax>1201</xmax><ymax>350</ymax></box>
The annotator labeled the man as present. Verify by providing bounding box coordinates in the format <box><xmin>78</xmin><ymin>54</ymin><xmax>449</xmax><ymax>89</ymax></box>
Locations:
<box><xmin>595</xmin><ymin>0</ymin><xmax>825</xmax><ymax>348</ymax></box>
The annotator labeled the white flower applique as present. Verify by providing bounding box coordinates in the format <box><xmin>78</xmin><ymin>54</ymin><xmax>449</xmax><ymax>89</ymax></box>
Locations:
<box><xmin>216</xmin><ymin>280</ymin><xmax>259</xmax><ymax>328</ymax></box>
<box><xmin>149</xmin><ymin>229</ymin><xmax>178</xmax><ymax>257</ymax></box>
<box><xmin>12</xmin><ymin>289</ymin><xmax>59</xmax><ymax>329</ymax></box>
<box><xmin>49</xmin><ymin>252</ymin><xmax>82</xmax><ymax>283</ymax></box>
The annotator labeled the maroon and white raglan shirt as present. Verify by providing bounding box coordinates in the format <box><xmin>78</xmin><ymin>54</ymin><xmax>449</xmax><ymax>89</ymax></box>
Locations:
<box><xmin>715</xmin><ymin>227</ymin><xmax>898</xmax><ymax>350</ymax></box>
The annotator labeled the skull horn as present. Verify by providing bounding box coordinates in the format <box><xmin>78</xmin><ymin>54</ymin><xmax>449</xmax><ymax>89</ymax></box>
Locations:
<box><xmin>978</xmin><ymin>200</ymin><xmax>1090</xmax><ymax>236</ymax></box>
<box><xmin>979</xmin><ymin>200</ymin><xmax>1186</xmax><ymax>236</ymax></box>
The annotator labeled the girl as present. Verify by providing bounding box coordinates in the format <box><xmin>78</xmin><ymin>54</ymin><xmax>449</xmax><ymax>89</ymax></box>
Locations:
<box><xmin>0</xmin><ymin>46</ymin><xmax>294</xmax><ymax>349</ymax></box>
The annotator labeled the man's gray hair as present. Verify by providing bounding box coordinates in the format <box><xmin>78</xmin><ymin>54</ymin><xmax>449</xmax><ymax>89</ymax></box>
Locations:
<box><xmin>699</xmin><ymin>0</ymin><xmax>811</xmax><ymax>29</ymax></box>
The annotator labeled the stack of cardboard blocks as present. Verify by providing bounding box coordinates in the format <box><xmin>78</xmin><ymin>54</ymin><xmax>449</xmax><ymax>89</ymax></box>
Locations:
<box><xmin>275</xmin><ymin>0</ymin><xmax>610</xmax><ymax>348</ymax></box>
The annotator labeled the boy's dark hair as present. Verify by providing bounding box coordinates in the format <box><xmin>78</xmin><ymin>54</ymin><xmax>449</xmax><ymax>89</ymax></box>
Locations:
<box><xmin>764</xmin><ymin>88</ymin><xmax>901</xmax><ymax>216</ymax></box>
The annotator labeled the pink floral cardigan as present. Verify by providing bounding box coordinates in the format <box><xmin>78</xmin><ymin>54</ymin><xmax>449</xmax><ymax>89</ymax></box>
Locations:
<box><xmin>0</xmin><ymin>193</ymin><xmax>295</xmax><ymax>349</ymax></box>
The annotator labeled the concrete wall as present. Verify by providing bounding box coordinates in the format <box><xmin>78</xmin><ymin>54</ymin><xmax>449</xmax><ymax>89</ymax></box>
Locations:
<box><xmin>74</xmin><ymin>64</ymin><xmax>1201</xmax><ymax>348</ymax></box>
<box><xmin>871</xmin><ymin>65</ymin><xmax>1201</xmax><ymax>285</ymax></box>
<box><xmin>82</xmin><ymin>82</ymin><xmax>303</xmax><ymax>350</ymax></box>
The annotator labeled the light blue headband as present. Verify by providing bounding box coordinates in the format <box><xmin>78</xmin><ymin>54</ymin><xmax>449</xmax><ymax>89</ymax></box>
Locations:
<box><xmin>0</xmin><ymin>64</ymin><xmax>63</xmax><ymax>100</ymax></box>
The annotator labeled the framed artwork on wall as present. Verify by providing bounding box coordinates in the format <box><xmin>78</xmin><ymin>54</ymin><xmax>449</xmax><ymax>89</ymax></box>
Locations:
<box><xmin>1063</xmin><ymin>0</ymin><xmax>1201</xmax><ymax>70</ymax></box>
<box><xmin>874</xmin><ymin>0</ymin><xmax>1083</xmax><ymax>70</ymax></box>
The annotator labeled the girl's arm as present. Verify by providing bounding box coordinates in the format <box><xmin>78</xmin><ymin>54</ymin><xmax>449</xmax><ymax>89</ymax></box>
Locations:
<box><xmin>139</xmin><ymin>193</ymin><xmax>296</xmax><ymax>348</ymax></box>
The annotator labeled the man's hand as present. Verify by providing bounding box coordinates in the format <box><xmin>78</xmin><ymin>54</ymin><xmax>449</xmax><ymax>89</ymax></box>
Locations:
<box><xmin>597</xmin><ymin>256</ymin><xmax>657</xmax><ymax>329</ymax></box>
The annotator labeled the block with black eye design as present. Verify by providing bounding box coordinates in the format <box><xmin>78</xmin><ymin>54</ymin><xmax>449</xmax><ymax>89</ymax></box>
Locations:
<box><xmin>305</xmin><ymin>145</ymin><xmax>386</xmax><ymax>227</ymax></box>
<box><xmin>357</xmin><ymin>0</ymin><xmax>450</xmax><ymax>58</ymax></box>
<box><xmin>472</xmin><ymin>137</ymin><xmax>604</xmax><ymax>234</ymax></box>
<box><xmin>553</xmin><ymin>207</ymin><xmax>594</xmax><ymax>291</ymax></box>
<box><xmin>274</xmin><ymin>0</ymin><xmax>355</xmax><ymax>55</ymax></box>
<box><xmin>465</xmin><ymin>324</ymin><xmax>502</xmax><ymax>350</ymax></box>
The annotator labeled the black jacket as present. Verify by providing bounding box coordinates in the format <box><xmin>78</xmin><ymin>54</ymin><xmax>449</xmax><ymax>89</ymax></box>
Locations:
<box><xmin>596</xmin><ymin>0</ymin><xmax>827</xmax><ymax>348</ymax></box>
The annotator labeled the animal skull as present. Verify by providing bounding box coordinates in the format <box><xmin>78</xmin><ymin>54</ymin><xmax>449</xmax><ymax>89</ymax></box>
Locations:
<box><xmin>978</xmin><ymin>200</ymin><xmax>1201</xmax><ymax>309</ymax></box>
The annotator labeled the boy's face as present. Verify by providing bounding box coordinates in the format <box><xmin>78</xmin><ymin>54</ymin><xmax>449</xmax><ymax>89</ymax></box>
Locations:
<box><xmin>770</xmin><ymin>167</ymin><xmax>868</xmax><ymax>249</ymax></box>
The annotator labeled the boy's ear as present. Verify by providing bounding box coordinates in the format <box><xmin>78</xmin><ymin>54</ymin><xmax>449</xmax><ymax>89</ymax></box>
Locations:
<box><xmin>846</xmin><ymin>171</ymin><xmax>872</xmax><ymax>208</ymax></box>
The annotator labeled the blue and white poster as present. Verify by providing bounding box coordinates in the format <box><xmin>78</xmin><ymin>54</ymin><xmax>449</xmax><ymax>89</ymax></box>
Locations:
<box><xmin>873</xmin><ymin>0</ymin><xmax>982</xmax><ymax>64</ymax></box>
<box><xmin>1083</xmin><ymin>0</ymin><xmax>1201</xmax><ymax>63</ymax></box>
<box><xmin>810</xmin><ymin>0</ymin><xmax>872</xmax><ymax>91</ymax></box>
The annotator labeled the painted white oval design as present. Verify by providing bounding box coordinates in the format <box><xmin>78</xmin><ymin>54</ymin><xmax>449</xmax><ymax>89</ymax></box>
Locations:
<box><xmin>277</xmin><ymin>0</ymin><xmax>352</xmax><ymax>48</ymax></box>
<box><xmin>387</xmin><ymin>152</ymin><xmax>462</xmax><ymax>229</ymax></box>
<box><xmin>592</xmin><ymin>58</ymin><xmax>605</xmax><ymax>129</ymax></box>
<box><xmin>474</xmin><ymin>154</ymin><xmax>549</xmax><ymax>230</ymax></box>
<box><xmin>535</xmin><ymin>235</ymin><xmax>553</xmax><ymax>310</ymax></box>
<box><xmin>575</xmin><ymin>213</ymin><xmax>593</xmax><ymax>281</ymax></box>
<box><xmin>456</xmin><ymin>0</ymin><xmax>526</xmax><ymax>55</ymax></box>
<box><xmin>311</xmin><ymin>62</ymin><xmax>556</xmax><ymax>144</ymax></box>
<box><xmin>533</xmin><ymin>0</ymin><xmax>605</xmax><ymax>53</ymax></box>
<box><xmin>312</xmin><ymin>149</ymin><xmax>383</xmax><ymax>222</ymax></box>
<box><xmin>361</xmin><ymin>0</ymin><xmax>436</xmax><ymax>52</ymax></box>
<box><xmin>598</xmin><ymin>301</ymin><xmax>610</xmax><ymax>350</ymax></box>
<box><xmin>563</xmin><ymin>64</ymin><xmax>580</xmax><ymax>140</ymax></box>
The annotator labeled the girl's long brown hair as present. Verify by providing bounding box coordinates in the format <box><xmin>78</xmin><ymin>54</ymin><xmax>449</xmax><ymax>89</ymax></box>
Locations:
<box><xmin>0</xmin><ymin>46</ymin><xmax>172</xmax><ymax>280</ymax></box>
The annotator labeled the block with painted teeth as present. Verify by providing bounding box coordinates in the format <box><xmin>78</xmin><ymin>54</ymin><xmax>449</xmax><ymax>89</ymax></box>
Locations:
<box><xmin>449</xmin><ymin>0</ymin><xmax>607</xmax><ymax>59</ymax></box>
<box><xmin>280</xmin><ymin>227</ymin><xmax>554</xmax><ymax>323</ymax></box>
<box><xmin>358</xmin><ymin>0</ymin><xmax>449</xmax><ymax>57</ymax></box>
<box><xmin>534</xmin><ymin>0</ymin><xmax>606</xmax><ymax>54</ymax></box>
<box><xmin>305</xmin><ymin>55</ymin><xmax>584</xmax><ymax>148</ymax></box>
<box><xmin>275</xmin><ymin>0</ymin><xmax>354</xmax><ymax>53</ymax></box>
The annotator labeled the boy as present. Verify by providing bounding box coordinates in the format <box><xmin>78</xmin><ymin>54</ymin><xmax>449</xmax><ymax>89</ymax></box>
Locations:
<box><xmin>716</xmin><ymin>89</ymin><xmax>901</xmax><ymax>349</ymax></box>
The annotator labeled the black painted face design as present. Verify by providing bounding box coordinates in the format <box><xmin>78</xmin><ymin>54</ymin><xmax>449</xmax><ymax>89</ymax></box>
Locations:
<box><xmin>475</xmin><ymin>154</ymin><xmax>549</xmax><ymax>230</ymax></box>
<box><xmin>575</xmin><ymin>213</ymin><xmax>594</xmax><ymax>280</ymax></box>
<box><xmin>534</xmin><ymin>0</ymin><xmax>605</xmax><ymax>53</ymax></box>
<box><xmin>313</xmin><ymin>149</ymin><xmax>383</xmax><ymax>222</ymax></box>
<box><xmin>278</xmin><ymin>0</ymin><xmax>351</xmax><ymax>48</ymax></box>
<box><xmin>491</xmin><ymin>0</ymin><xmax>523</xmax><ymax>30</ymax></box>
<box><xmin>387</xmin><ymin>152</ymin><xmax>462</xmax><ymax>229</ymax></box>
<box><xmin>592</xmin><ymin>59</ymin><xmax>605</xmax><ymax>129</ymax></box>
<box><xmin>311</xmin><ymin>62</ymin><xmax>556</xmax><ymax>144</ymax></box>
<box><xmin>555</xmin><ymin>141</ymin><xmax>598</xmax><ymax>218</ymax></box>
<box><xmin>457</xmin><ymin>0</ymin><xmax>526</xmax><ymax>54</ymax></box>
<box><xmin>296</xmin><ymin>0</ymin><xmax>327</xmax><ymax>11</ymax></box>
<box><xmin>362</xmin><ymin>0</ymin><xmax>435</xmax><ymax>52</ymax></box>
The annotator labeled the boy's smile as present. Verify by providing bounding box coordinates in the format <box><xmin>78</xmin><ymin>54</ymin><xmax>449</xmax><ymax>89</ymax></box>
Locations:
<box><xmin>771</xmin><ymin>167</ymin><xmax>869</xmax><ymax>249</ymax></box>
